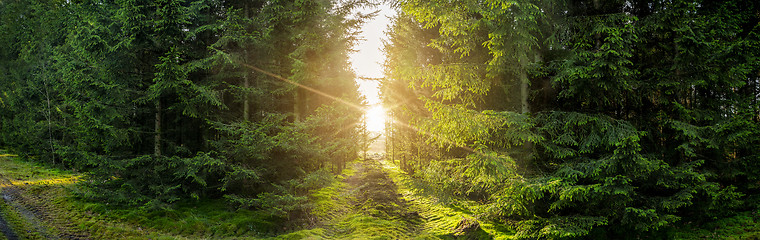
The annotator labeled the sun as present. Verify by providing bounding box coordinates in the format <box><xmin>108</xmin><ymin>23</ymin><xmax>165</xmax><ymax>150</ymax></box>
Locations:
<box><xmin>365</xmin><ymin>105</ymin><xmax>387</xmax><ymax>133</ymax></box>
<box><xmin>350</xmin><ymin>5</ymin><xmax>393</xmax><ymax>134</ymax></box>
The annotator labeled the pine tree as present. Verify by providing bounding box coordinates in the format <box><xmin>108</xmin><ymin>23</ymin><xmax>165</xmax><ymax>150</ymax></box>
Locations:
<box><xmin>384</xmin><ymin>0</ymin><xmax>760</xmax><ymax>238</ymax></box>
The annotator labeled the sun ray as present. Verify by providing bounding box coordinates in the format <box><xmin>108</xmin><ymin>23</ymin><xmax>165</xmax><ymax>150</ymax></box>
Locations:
<box><xmin>365</xmin><ymin>104</ymin><xmax>386</xmax><ymax>132</ymax></box>
<box><xmin>239</xmin><ymin>62</ymin><xmax>477</xmax><ymax>154</ymax></box>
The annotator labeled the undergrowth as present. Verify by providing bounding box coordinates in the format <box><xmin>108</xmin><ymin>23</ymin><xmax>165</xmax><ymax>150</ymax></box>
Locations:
<box><xmin>671</xmin><ymin>210</ymin><xmax>760</xmax><ymax>239</ymax></box>
<box><xmin>3</xmin><ymin>152</ymin><xmax>760</xmax><ymax>239</ymax></box>
<box><xmin>0</xmin><ymin>153</ymin><xmax>278</xmax><ymax>239</ymax></box>
<box><xmin>0</xmin><ymin>153</ymin><xmax>72</xmax><ymax>182</ymax></box>
<box><xmin>70</xmin><ymin>198</ymin><xmax>281</xmax><ymax>238</ymax></box>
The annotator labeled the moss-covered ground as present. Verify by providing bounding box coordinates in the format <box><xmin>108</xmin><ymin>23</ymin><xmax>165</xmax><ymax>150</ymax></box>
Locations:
<box><xmin>0</xmin><ymin>151</ymin><xmax>759</xmax><ymax>239</ymax></box>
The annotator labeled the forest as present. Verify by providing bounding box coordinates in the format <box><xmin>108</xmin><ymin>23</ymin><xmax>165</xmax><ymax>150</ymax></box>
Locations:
<box><xmin>0</xmin><ymin>0</ymin><xmax>759</xmax><ymax>239</ymax></box>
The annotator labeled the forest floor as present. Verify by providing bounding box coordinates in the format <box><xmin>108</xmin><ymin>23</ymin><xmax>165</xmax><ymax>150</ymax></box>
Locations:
<box><xmin>0</xmin><ymin>152</ymin><xmax>758</xmax><ymax>239</ymax></box>
<box><xmin>279</xmin><ymin>154</ymin><xmax>508</xmax><ymax>239</ymax></box>
<box><xmin>0</xmin><ymin>153</ymin><xmax>198</xmax><ymax>239</ymax></box>
<box><xmin>0</xmin><ymin>154</ymin><xmax>89</xmax><ymax>240</ymax></box>
<box><xmin>0</xmin><ymin>151</ymin><xmax>492</xmax><ymax>239</ymax></box>
<box><xmin>0</xmin><ymin>151</ymin><xmax>495</xmax><ymax>240</ymax></box>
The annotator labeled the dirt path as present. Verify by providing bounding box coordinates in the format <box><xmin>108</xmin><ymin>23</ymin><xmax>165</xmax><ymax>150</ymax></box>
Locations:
<box><xmin>345</xmin><ymin>157</ymin><xmax>422</xmax><ymax>224</ymax></box>
<box><xmin>0</xmin><ymin>174</ymin><xmax>89</xmax><ymax>240</ymax></box>
<box><xmin>0</xmin><ymin>203</ymin><xmax>19</xmax><ymax>240</ymax></box>
<box><xmin>312</xmin><ymin>155</ymin><xmax>426</xmax><ymax>239</ymax></box>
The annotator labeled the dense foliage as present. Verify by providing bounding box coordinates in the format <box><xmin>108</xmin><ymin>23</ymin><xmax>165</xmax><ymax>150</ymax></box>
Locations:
<box><xmin>3</xmin><ymin>0</ymin><xmax>760</xmax><ymax>238</ymax></box>
<box><xmin>0</xmin><ymin>0</ymin><xmax>371</xmax><ymax>216</ymax></box>
<box><xmin>383</xmin><ymin>0</ymin><xmax>760</xmax><ymax>238</ymax></box>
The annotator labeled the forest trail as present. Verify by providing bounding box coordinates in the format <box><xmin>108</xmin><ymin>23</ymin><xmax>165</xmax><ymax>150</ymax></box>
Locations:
<box><xmin>0</xmin><ymin>173</ymin><xmax>89</xmax><ymax>240</ymax></box>
<box><xmin>343</xmin><ymin>156</ymin><xmax>424</xmax><ymax>230</ymax></box>
<box><xmin>0</xmin><ymin>180</ymin><xmax>18</xmax><ymax>240</ymax></box>
<box><xmin>288</xmin><ymin>153</ymin><xmax>492</xmax><ymax>239</ymax></box>
<box><xmin>309</xmin><ymin>154</ymin><xmax>427</xmax><ymax>239</ymax></box>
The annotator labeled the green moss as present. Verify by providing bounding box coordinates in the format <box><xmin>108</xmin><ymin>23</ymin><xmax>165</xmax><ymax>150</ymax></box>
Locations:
<box><xmin>0</xmin><ymin>197</ymin><xmax>43</xmax><ymax>240</ymax></box>
<box><xmin>270</xmin><ymin>228</ymin><xmax>327</xmax><ymax>239</ymax></box>
<box><xmin>331</xmin><ymin>213</ymin><xmax>409</xmax><ymax>239</ymax></box>
<box><xmin>71</xmin><ymin>197</ymin><xmax>282</xmax><ymax>238</ymax></box>
<box><xmin>671</xmin><ymin>210</ymin><xmax>760</xmax><ymax>239</ymax></box>
<box><xmin>0</xmin><ymin>154</ymin><xmax>73</xmax><ymax>181</ymax></box>
<box><xmin>380</xmin><ymin>159</ymin><xmax>517</xmax><ymax>239</ymax></box>
<box><xmin>0</xmin><ymin>152</ymin><xmax>538</xmax><ymax>239</ymax></box>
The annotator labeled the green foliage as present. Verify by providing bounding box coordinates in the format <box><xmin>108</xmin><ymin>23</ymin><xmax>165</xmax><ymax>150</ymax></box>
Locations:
<box><xmin>671</xmin><ymin>209</ymin><xmax>760</xmax><ymax>239</ymax></box>
<box><xmin>0</xmin><ymin>0</ymin><xmax>371</xmax><ymax>215</ymax></box>
<box><xmin>385</xmin><ymin>0</ymin><xmax>760</xmax><ymax>238</ymax></box>
<box><xmin>552</xmin><ymin>13</ymin><xmax>640</xmax><ymax>110</ymax></box>
<box><xmin>225</xmin><ymin>168</ymin><xmax>334</xmax><ymax>219</ymax></box>
<box><xmin>79</xmin><ymin>153</ymin><xmax>229</xmax><ymax>208</ymax></box>
<box><xmin>3</xmin><ymin>0</ymin><xmax>760</xmax><ymax>238</ymax></box>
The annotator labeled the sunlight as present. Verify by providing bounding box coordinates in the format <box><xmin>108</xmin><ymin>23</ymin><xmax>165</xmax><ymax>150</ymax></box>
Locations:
<box><xmin>351</xmin><ymin>4</ymin><xmax>394</xmax><ymax>135</ymax></box>
<box><xmin>0</xmin><ymin>176</ymin><xmax>80</xmax><ymax>188</ymax></box>
<box><xmin>365</xmin><ymin>104</ymin><xmax>386</xmax><ymax>133</ymax></box>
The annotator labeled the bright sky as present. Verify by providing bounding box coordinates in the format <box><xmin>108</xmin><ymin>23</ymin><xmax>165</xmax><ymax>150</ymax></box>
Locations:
<box><xmin>351</xmin><ymin>4</ymin><xmax>394</xmax><ymax>133</ymax></box>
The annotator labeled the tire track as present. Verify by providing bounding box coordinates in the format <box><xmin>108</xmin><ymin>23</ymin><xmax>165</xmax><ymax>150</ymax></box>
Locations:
<box><xmin>0</xmin><ymin>200</ymin><xmax>19</xmax><ymax>240</ymax></box>
<box><xmin>0</xmin><ymin>174</ymin><xmax>90</xmax><ymax>240</ymax></box>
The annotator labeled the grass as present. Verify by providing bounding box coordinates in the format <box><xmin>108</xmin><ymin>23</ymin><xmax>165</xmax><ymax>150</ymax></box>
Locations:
<box><xmin>0</xmin><ymin>153</ymin><xmax>175</xmax><ymax>239</ymax></box>
<box><xmin>269</xmin><ymin>161</ymin><xmax>356</xmax><ymax>240</ymax></box>
<box><xmin>0</xmin><ymin>153</ymin><xmax>74</xmax><ymax>182</ymax></box>
<box><xmin>71</xmin><ymin>198</ymin><xmax>282</xmax><ymax>238</ymax></box>
<box><xmin>671</xmin><ymin>210</ymin><xmax>760</xmax><ymax>239</ymax></box>
<box><xmin>380</xmin><ymin>159</ymin><xmax>517</xmax><ymax>240</ymax></box>
<box><xmin>274</xmin><ymin>158</ymin><xmax>434</xmax><ymax>239</ymax></box>
<box><xmin>5</xmin><ymin>150</ymin><xmax>757</xmax><ymax>239</ymax></box>
<box><xmin>0</xmin><ymin>152</ymin><xmax>291</xmax><ymax>239</ymax></box>
<box><xmin>0</xmin><ymin>151</ymin><xmax>506</xmax><ymax>240</ymax></box>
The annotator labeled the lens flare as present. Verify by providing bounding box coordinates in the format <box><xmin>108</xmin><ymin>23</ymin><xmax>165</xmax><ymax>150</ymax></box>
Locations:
<box><xmin>365</xmin><ymin>105</ymin><xmax>386</xmax><ymax>133</ymax></box>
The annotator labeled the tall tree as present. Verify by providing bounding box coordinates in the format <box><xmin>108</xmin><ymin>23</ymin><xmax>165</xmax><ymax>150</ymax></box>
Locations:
<box><xmin>0</xmin><ymin>0</ymin><xmax>372</xmax><ymax>211</ymax></box>
<box><xmin>384</xmin><ymin>0</ymin><xmax>760</xmax><ymax>238</ymax></box>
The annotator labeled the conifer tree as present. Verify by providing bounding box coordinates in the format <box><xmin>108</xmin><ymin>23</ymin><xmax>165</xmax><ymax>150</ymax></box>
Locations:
<box><xmin>383</xmin><ymin>0</ymin><xmax>760</xmax><ymax>238</ymax></box>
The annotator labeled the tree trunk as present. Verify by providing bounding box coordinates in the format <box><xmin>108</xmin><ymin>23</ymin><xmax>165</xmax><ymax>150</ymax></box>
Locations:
<box><xmin>244</xmin><ymin>71</ymin><xmax>250</xmax><ymax>121</ymax></box>
<box><xmin>43</xmin><ymin>62</ymin><xmax>55</xmax><ymax>165</ymax></box>
<box><xmin>362</xmin><ymin>113</ymin><xmax>369</xmax><ymax>161</ymax></box>
<box><xmin>294</xmin><ymin>89</ymin><xmax>300</xmax><ymax>121</ymax></box>
<box><xmin>243</xmin><ymin>1</ymin><xmax>250</xmax><ymax>121</ymax></box>
<box><xmin>519</xmin><ymin>52</ymin><xmax>530</xmax><ymax>114</ymax></box>
<box><xmin>593</xmin><ymin>0</ymin><xmax>602</xmax><ymax>49</ymax></box>
<box><xmin>155</xmin><ymin>99</ymin><xmax>162</xmax><ymax>157</ymax></box>
<box><xmin>520</xmin><ymin>72</ymin><xmax>529</xmax><ymax>114</ymax></box>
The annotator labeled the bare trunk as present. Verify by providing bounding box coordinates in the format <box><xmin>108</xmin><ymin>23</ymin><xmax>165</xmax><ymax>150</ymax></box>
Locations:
<box><xmin>363</xmin><ymin>116</ymin><xmax>368</xmax><ymax>160</ymax></box>
<box><xmin>243</xmin><ymin>3</ymin><xmax>251</xmax><ymax>122</ymax></box>
<box><xmin>244</xmin><ymin>73</ymin><xmax>250</xmax><ymax>121</ymax></box>
<box><xmin>519</xmin><ymin>53</ymin><xmax>530</xmax><ymax>114</ymax></box>
<box><xmin>520</xmin><ymin>72</ymin><xmax>529</xmax><ymax>114</ymax></box>
<box><xmin>155</xmin><ymin>99</ymin><xmax>162</xmax><ymax>157</ymax></box>
<box><xmin>293</xmin><ymin>90</ymin><xmax>300</xmax><ymax>121</ymax></box>
<box><xmin>43</xmin><ymin>63</ymin><xmax>55</xmax><ymax>164</ymax></box>
<box><xmin>388</xmin><ymin>112</ymin><xmax>395</xmax><ymax>164</ymax></box>
<box><xmin>593</xmin><ymin>0</ymin><xmax>602</xmax><ymax>49</ymax></box>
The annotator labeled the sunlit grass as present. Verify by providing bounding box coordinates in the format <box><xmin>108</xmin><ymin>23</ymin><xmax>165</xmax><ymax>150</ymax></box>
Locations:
<box><xmin>74</xmin><ymin>198</ymin><xmax>281</xmax><ymax>238</ymax></box>
<box><xmin>380</xmin><ymin>159</ymin><xmax>517</xmax><ymax>240</ymax></box>
<box><xmin>0</xmin><ymin>176</ymin><xmax>80</xmax><ymax>188</ymax></box>
<box><xmin>0</xmin><ymin>153</ymin><xmax>77</xmax><ymax>185</ymax></box>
